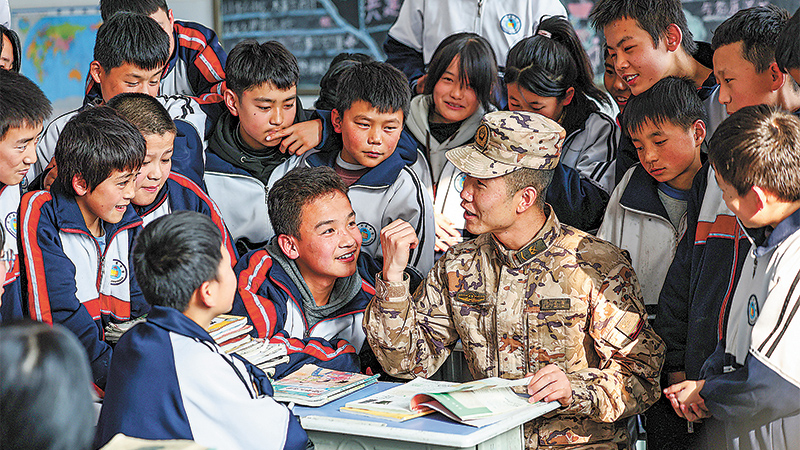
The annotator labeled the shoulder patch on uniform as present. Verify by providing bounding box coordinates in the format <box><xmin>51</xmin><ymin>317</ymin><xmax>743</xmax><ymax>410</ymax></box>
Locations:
<box><xmin>541</xmin><ymin>298</ymin><xmax>570</xmax><ymax>311</ymax></box>
<box><xmin>455</xmin><ymin>291</ymin><xmax>487</xmax><ymax>305</ymax></box>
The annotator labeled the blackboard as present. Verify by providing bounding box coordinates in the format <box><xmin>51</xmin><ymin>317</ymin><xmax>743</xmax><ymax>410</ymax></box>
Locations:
<box><xmin>220</xmin><ymin>0</ymin><xmax>400</xmax><ymax>90</ymax></box>
<box><xmin>219</xmin><ymin>0</ymin><xmax>800</xmax><ymax>91</ymax></box>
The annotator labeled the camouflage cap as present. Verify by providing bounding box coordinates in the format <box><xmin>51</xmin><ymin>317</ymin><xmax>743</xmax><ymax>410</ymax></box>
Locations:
<box><xmin>445</xmin><ymin>111</ymin><xmax>566</xmax><ymax>179</ymax></box>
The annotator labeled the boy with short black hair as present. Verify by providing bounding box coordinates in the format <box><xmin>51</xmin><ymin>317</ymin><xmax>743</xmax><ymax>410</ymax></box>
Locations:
<box><xmin>712</xmin><ymin>5</ymin><xmax>800</xmax><ymax>115</ymax></box>
<box><xmin>96</xmin><ymin>211</ymin><xmax>309</xmax><ymax>449</ymax></box>
<box><xmin>231</xmin><ymin>166</ymin><xmax>380</xmax><ymax>378</ymax></box>
<box><xmin>665</xmin><ymin>105</ymin><xmax>800</xmax><ymax>449</ymax></box>
<box><xmin>88</xmin><ymin>0</ymin><xmax>227</xmax><ymax>104</ymax></box>
<box><xmin>34</xmin><ymin>12</ymin><xmax>209</xmax><ymax>188</ymax></box>
<box><xmin>0</xmin><ymin>70</ymin><xmax>51</xmax><ymax>323</ymax></box>
<box><xmin>590</xmin><ymin>0</ymin><xmax>727</xmax><ymax>180</ymax></box>
<box><xmin>20</xmin><ymin>107</ymin><xmax>148</xmax><ymax>390</ymax></box>
<box><xmin>205</xmin><ymin>40</ymin><xmax>322</xmax><ymax>253</ymax></box>
<box><xmin>776</xmin><ymin>6</ymin><xmax>800</xmax><ymax>85</ymax></box>
<box><xmin>597</xmin><ymin>76</ymin><xmax>706</xmax><ymax>449</ymax></box>
<box><xmin>107</xmin><ymin>92</ymin><xmax>237</xmax><ymax>262</ymax></box>
<box><xmin>295</xmin><ymin>61</ymin><xmax>434</xmax><ymax>276</ymax></box>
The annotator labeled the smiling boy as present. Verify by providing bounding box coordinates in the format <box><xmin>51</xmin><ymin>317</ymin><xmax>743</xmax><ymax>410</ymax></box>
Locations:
<box><xmin>295</xmin><ymin>61</ymin><xmax>434</xmax><ymax>277</ymax></box>
<box><xmin>712</xmin><ymin>5</ymin><xmax>800</xmax><ymax>116</ymax></box>
<box><xmin>231</xmin><ymin>167</ymin><xmax>381</xmax><ymax>378</ymax></box>
<box><xmin>590</xmin><ymin>0</ymin><xmax>728</xmax><ymax>137</ymax></box>
<box><xmin>107</xmin><ymin>93</ymin><xmax>236</xmax><ymax>263</ymax></box>
<box><xmin>0</xmin><ymin>70</ymin><xmax>51</xmax><ymax>323</ymax></box>
<box><xmin>20</xmin><ymin>107</ymin><xmax>149</xmax><ymax>390</ymax></box>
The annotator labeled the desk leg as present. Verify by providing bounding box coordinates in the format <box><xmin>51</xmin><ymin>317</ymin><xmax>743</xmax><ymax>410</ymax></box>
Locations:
<box><xmin>305</xmin><ymin>424</ymin><xmax>525</xmax><ymax>450</ymax></box>
<box><xmin>475</xmin><ymin>424</ymin><xmax>524</xmax><ymax>450</ymax></box>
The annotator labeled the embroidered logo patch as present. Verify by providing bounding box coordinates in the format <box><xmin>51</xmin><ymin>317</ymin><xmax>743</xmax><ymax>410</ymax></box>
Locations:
<box><xmin>454</xmin><ymin>172</ymin><xmax>466</xmax><ymax>193</ymax></box>
<box><xmin>456</xmin><ymin>291</ymin><xmax>487</xmax><ymax>304</ymax></box>
<box><xmin>4</xmin><ymin>212</ymin><xmax>16</xmax><ymax>239</ymax></box>
<box><xmin>359</xmin><ymin>222</ymin><xmax>377</xmax><ymax>246</ymax></box>
<box><xmin>110</xmin><ymin>259</ymin><xmax>128</xmax><ymax>286</ymax></box>
<box><xmin>748</xmin><ymin>294</ymin><xmax>759</xmax><ymax>326</ymax></box>
<box><xmin>475</xmin><ymin>123</ymin><xmax>489</xmax><ymax>149</ymax></box>
<box><xmin>540</xmin><ymin>298</ymin><xmax>570</xmax><ymax>311</ymax></box>
<box><xmin>500</xmin><ymin>13</ymin><xmax>522</xmax><ymax>34</ymax></box>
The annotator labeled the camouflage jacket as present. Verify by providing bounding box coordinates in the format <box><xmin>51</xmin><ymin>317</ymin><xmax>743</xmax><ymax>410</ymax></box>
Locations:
<box><xmin>364</xmin><ymin>209</ymin><xmax>665</xmax><ymax>449</ymax></box>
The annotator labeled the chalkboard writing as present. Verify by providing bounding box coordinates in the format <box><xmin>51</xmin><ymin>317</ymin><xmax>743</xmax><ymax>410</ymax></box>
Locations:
<box><xmin>221</xmin><ymin>0</ymin><xmax>401</xmax><ymax>89</ymax></box>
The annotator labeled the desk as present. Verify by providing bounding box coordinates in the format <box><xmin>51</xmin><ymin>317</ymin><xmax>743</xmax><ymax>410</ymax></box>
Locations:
<box><xmin>293</xmin><ymin>382</ymin><xmax>559</xmax><ymax>450</ymax></box>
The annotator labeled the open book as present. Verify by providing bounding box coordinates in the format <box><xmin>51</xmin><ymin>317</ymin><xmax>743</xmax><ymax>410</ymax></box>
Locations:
<box><xmin>344</xmin><ymin>377</ymin><xmax>560</xmax><ymax>426</ymax></box>
<box><xmin>271</xmin><ymin>364</ymin><xmax>380</xmax><ymax>406</ymax></box>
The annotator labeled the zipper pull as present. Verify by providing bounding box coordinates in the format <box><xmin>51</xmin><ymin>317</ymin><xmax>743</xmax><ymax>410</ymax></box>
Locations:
<box><xmin>753</xmin><ymin>257</ymin><xmax>758</xmax><ymax>278</ymax></box>
<box><xmin>477</xmin><ymin>0</ymin><xmax>483</xmax><ymax>17</ymax></box>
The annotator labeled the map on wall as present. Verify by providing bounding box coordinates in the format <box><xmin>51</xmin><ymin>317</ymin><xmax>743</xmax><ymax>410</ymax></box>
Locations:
<box><xmin>11</xmin><ymin>6</ymin><xmax>101</xmax><ymax>118</ymax></box>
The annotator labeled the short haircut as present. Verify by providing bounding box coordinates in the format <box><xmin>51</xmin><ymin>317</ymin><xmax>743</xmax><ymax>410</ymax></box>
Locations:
<box><xmin>712</xmin><ymin>5</ymin><xmax>789</xmax><ymax>73</ymax></box>
<box><xmin>93</xmin><ymin>12</ymin><xmax>170</xmax><ymax>72</ymax></box>
<box><xmin>504</xmin><ymin>168</ymin><xmax>555</xmax><ymax>208</ymax></box>
<box><xmin>53</xmin><ymin>106</ymin><xmax>146</xmax><ymax>196</ymax></box>
<box><xmin>505</xmin><ymin>16</ymin><xmax>608</xmax><ymax>135</ymax></box>
<box><xmin>226</xmin><ymin>40</ymin><xmax>299</xmax><ymax>97</ymax></box>
<box><xmin>590</xmin><ymin>0</ymin><xmax>698</xmax><ymax>55</ymax></box>
<box><xmin>776</xmin><ymin>6</ymin><xmax>800</xmax><ymax>72</ymax></box>
<box><xmin>100</xmin><ymin>0</ymin><xmax>169</xmax><ymax>21</ymax></box>
<box><xmin>422</xmin><ymin>32</ymin><xmax>497</xmax><ymax>112</ymax></box>
<box><xmin>107</xmin><ymin>92</ymin><xmax>177</xmax><ymax>137</ymax></box>
<box><xmin>316</xmin><ymin>52</ymin><xmax>374</xmax><ymax>110</ymax></box>
<box><xmin>334</xmin><ymin>61</ymin><xmax>411</xmax><ymax>118</ymax></box>
<box><xmin>268</xmin><ymin>166</ymin><xmax>349</xmax><ymax>238</ymax></box>
<box><xmin>622</xmin><ymin>76</ymin><xmax>707</xmax><ymax>136</ymax></box>
<box><xmin>1</xmin><ymin>25</ymin><xmax>22</xmax><ymax>73</ymax></box>
<box><xmin>709</xmin><ymin>105</ymin><xmax>800</xmax><ymax>201</ymax></box>
<box><xmin>133</xmin><ymin>211</ymin><xmax>223</xmax><ymax>311</ymax></box>
<box><xmin>0</xmin><ymin>321</ymin><xmax>95</xmax><ymax>450</ymax></box>
<box><xmin>0</xmin><ymin>70</ymin><xmax>52</xmax><ymax>141</ymax></box>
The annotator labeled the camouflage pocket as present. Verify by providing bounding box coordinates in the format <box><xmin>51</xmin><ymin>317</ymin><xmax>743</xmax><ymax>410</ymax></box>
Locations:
<box><xmin>451</xmin><ymin>294</ymin><xmax>494</xmax><ymax>373</ymax></box>
<box><xmin>526</xmin><ymin>309</ymin><xmax>568</xmax><ymax>373</ymax></box>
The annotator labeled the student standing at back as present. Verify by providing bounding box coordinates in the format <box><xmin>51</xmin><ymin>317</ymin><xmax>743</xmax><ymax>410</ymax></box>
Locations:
<box><xmin>505</xmin><ymin>16</ymin><xmax>619</xmax><ymax>232</ymax></box>
<box><xmin>712</xmin><ymin>5</ymin><xmax>800</xmax><ymax>116</ymax></box>
<box><xmin>404</xmin><ymin>32</ymin><xmax>496</xmax><ymax>253</ymax></box>
<box><xmin>86</xmin><ymin>0</ymin><xmax>227</xmax><ymax>105</ymax></box>
<box><xmin>776</xmin><ymin>6</ymin><xmax>800</xmax><ymax>86</ymax></box>
<box><xmin>597</xmin><ymin>77</ymin><xmax>706</xmax><ymax>450</ymax></box>
<box><xmin>590</xmin><ymin>0</ymin><xmax>727</xmax><ymax>180</ymax></box>
<box><xmin>0</xmin><ymin>71</ymin><xmax>51</xmax><ymax>324</ymax></box>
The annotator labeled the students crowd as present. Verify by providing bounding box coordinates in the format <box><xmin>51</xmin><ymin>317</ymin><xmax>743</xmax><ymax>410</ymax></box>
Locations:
<box><xmin>1</xmin><ymin>0</ymin><xmax>800</xmax><ymax>449</ymax></box>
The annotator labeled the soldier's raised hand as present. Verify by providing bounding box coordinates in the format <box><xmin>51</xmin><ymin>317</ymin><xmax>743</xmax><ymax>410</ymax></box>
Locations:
<box><xmin>380</xmin><ymin>219</ymin><xmax>419</xmax><ymax>282</ymax></box>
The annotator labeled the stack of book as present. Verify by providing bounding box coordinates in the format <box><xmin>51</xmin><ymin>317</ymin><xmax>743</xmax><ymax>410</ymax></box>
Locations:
<box><xmin>104</xmin><ymin>316</ymin><xmax>148</xmax><ymax>344</ymax></box>
<box><xmin>271</xmin><ymin>364</ymin><xmax>380</xmax><ymax>406</ymax></box>
<box><xmin>208</xmin><ymin>315</ymin><xmax>289</xmax><ymax>375</ymax></box>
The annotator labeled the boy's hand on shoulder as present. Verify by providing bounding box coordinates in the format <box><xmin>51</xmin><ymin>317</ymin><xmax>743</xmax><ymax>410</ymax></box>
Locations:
<box><xmin>380</xmin><ymin>219</ymin><xmax>418</xmax><ymax>283</ymax></box>
<box><xmin>266</xmin><ymin>119</ymin><xmax>323</xmax><ymax>156</ymax></box>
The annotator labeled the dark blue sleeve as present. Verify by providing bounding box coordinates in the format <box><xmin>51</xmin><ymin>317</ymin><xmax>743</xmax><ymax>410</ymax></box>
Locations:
<box><xmin>545</xmin><ymin>163</ymin><xmax>610</xmax><ymax>232</ymax></box>
<box><xmin>172</xmin><ymin>119</ymin><xmax>206</xmax><ymax>189</ymax></box>
<box><xmin>384</xmin><ymin>35</ymin><xmax>425</xmax><ymax>88</ymax></box>
<box><xmin>272</xmin><ymin>337</ymin><xmax>361</xmax><ymax>380</ymax></box>
<box><xmin>654</xmin><ymin>166</ymin><xmax>706</xmax><ymax>373</ymax></box>
<box><xmin>701</xmin><ymin>352</ymin><xmax>800</xmax><ymax>424</ymax></box>
<box><xmin>311</xmin><ymin>109</ymin><xmax>334</xmax><ymax>150</ymax></box>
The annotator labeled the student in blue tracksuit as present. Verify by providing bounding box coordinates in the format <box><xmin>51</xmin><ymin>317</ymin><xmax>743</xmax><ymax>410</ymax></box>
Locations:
<box><xmin>0</xmin><ymin>71</ymin><xmax>51</xmax><ymax>323</ymax></box>
<box><xmin>85</xmin><ymin>0</ymin><xmax>227</xmax><ymax>105</ymax></box>
<box><xmin>107</xmin><ymin>92</ymin><xmax>237</xmax><ymax>263</ymax></box>
<box><xmin>20</xmin><ymin>107</ymin><xmax>149</xmax><ymax>390</ymax></box>
<box><xmin>96</xmin><ymin>211</ymin><xmax>309</xmax><ymax>450</ymax></box>
<box><xmin>665</xmin><ymin>106</ymin><xmax>800</xmax><ymax>449</ymax></box>
<box><xmin>231</xmin><ymin>167</ymin><xmax>382</xmax><ymax>379</ymax></box>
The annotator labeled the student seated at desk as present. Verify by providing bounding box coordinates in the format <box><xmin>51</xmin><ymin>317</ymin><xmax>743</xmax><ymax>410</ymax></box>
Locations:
<box><xmin>231</xmin><ymin>166</ymin><xmax>381</xmax><ymax>378</ymax></box>
<box><xmin>96</xmin><ymin>211</ymin><xmax>309</xmax><ymax>450</ymax></box>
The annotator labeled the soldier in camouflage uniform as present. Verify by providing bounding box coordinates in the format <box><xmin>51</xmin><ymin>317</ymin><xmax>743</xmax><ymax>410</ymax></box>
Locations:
<box><xmin>365</xmin><ymin>111</ymin><xmax>665</xmax><ymax>449</ymax></box>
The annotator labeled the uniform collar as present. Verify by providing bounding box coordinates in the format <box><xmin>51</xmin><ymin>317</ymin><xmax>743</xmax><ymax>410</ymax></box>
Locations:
<box><xmin>490</xmin><ymin>205</ymin><xmax>562</xmax><ymax>268</ymax></box>
<box><xmin>147</xmin><ymin>305</ymin><xmax>216</xmax><ymax>344</ymax></box>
